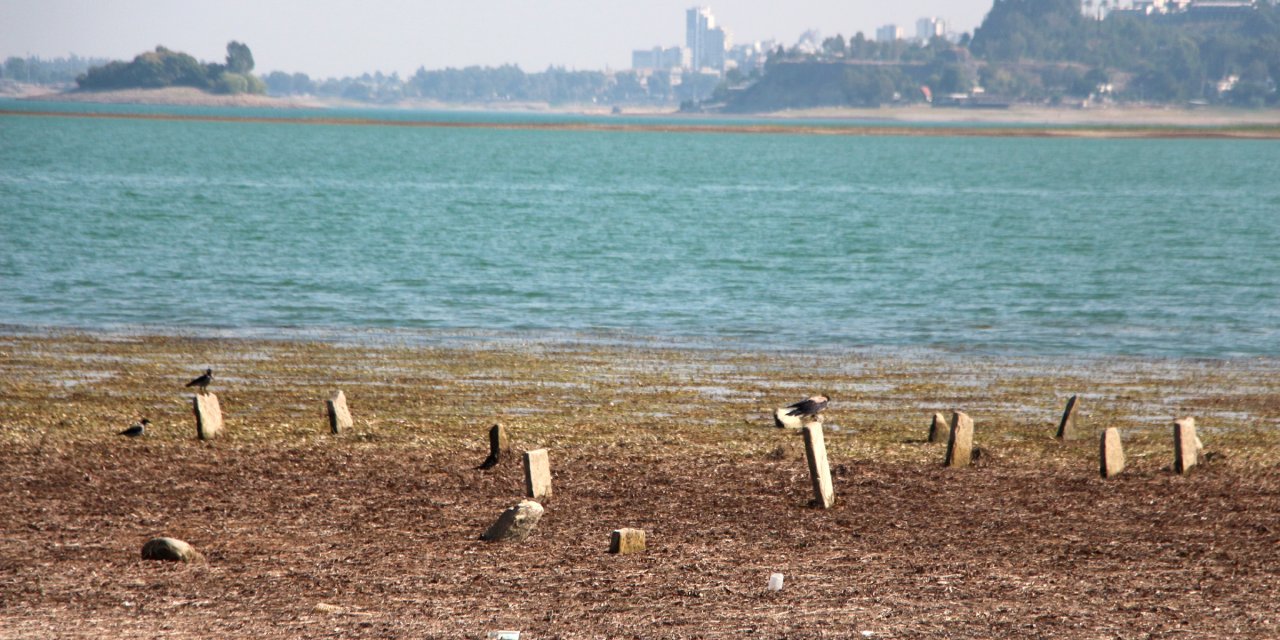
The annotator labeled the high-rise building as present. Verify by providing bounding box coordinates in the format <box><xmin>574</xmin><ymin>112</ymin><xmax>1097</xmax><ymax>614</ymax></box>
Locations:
<box><xmin>875</xmin><ymin>24</ymin><xmax>904</xmax><ymax>43</ymax></box>
<box><xmin>686</xmin><ymin>6</ymin><xmax>730</xmax><ymax>72</ymax></box>
<box><xmin>915</xmin><ymin>17</ymin><xmax>946</xmax><ymax>43</ymax></box>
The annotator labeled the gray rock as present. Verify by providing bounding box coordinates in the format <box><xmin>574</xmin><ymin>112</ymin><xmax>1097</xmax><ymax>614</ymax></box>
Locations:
<box><xmin>140</xmin><ymin>537</ymin><xmax>203</xmax><ymax>562</ymax></box>
<box><xmin>480</xmin><ymin>500</ymin><xmax>545</xmax><ymax>542</ymax></box>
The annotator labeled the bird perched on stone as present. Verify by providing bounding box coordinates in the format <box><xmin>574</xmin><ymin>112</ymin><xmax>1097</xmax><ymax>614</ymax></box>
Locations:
<box><xmin>785</xmin><ymin>395</ymin><xmax>829</xmax><ymax>417</ymax></box>
<box><xmin>186</xmin><ymin>368</ymin><xmax>213</xmax><ymax>394</ymax></box>
<box><xmin>118</xmin><ymin>418</ymin><xmax>150</xmax><ymax>437</ymax></box>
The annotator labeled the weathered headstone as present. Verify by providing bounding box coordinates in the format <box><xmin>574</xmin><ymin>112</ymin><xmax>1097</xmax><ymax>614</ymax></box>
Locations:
<box><xmin>523</xmin><ymin>448</ymin><xmax>552</xmax><ymax>500</ymax></box>
<box><xmin>1173</xmin><ymin>417</ymin><xmax>1198</xmax><ymax>474</ymax></box>
<box><xmin>928</xmin><ymin>412</ymin><xmax>950</xmax><ymax>444</ymax></box>
<box><xmin>802</xmin><ymin>422</ymin><xmax>835</xmax><ymax>509</ymax></box>
<box><xmin>480</xmin><ymin>500</ymin><xmax>544</xmax><ymax>542</ymax></box>
<box><xmin>478</xmin><ymin>424</ymin><xmax>510</xmax><ymax>470</ymax></box>
<box><xmin>326</xmin><ymin>390</ymin><xmax>353</xmax><ymax>434</ymax></box>
<box><xmin>1056</xmin><ymin>395</ymin><xmax>1083</xmax><ymax>440</ymax></box>
<box><xmin>773</xmin><ymin>407</ymin><xmax>804</xmax><ymax>429</ymax></box>
<box><xmin>140</xmin><ymin>537</ymin><xmax>203</xmax><ymax>562</ymax></box>
<box><xmin>945</xmin><ymin>411</ymin><xmax>974</xmax><ymax>468</ymax></box>
<box><xmin>1100</xmin><ymin>427</ymin><xmax>1125</xmax><ymax>478</ymax></box>
<box><xmin>609</xmin><ymin>528</ymin><xmax>646</xmax><ymax>554</ymax></box>
<box><xmin>193</xmin><ymin>393</ymin><xmax>223</xmax><ymax>440</ymax></box>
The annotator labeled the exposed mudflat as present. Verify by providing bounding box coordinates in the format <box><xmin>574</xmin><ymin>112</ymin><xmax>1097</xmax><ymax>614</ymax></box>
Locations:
<box><xmin>2</xmin><ymin>333</ymin><xmax>1278</xmax><ymax>638</ymax></box>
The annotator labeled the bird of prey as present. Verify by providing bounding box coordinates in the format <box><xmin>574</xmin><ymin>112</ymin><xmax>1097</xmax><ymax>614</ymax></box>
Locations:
<box><xmin>785</xmin><ymin>395</ymin><xmax>830</xmax><ymax>417</ymax></box>
<box><xmin>118</xmin><ymin>418</ymin><xmax>150</xmax><ymax>437</ymax></box>
<box><xmin>186</xmin><ymin>368</ymin><xmax>213</xmax><ymax>394</ymax></box>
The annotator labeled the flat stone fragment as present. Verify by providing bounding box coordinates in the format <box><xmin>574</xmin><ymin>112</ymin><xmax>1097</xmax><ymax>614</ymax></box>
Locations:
<box><xmin>1056</xmin><ymin>395</ymin><xmax>1083</xmax><ymax>440</ymax></box>
<box><xmin>523</xmin><ymin>448</ymin><xmax>552</xmax><ymax>500</ymax></box>
<box><xmin>1173</xmin><ymin>417</ymin><xmax>1198</xmax><ymax>474</ymax></box>
<box><xmin>609</xmin><ymin>528</ymin><xmax>646</xmax><ymax>554</ymax></box>
<box><xmin>928</xmin><ymin>412</ymin><xmax>950</xmax><ymax>444</ymax></box>
<box><xmin>945</xmin><ymin>411</ymin><xmax>974</xmax><ymax>468</ymax></box>
<box><xmin>773</xmin><ymin>407</ymin><xmax>803</xmax><ymax>429</ymax></box>
<box><xmin>480</xmin><ymin>500</ymin><xmax>544</xmax><ymax>542</ymax></box>
<box><xmin>802</xmin><ymin>422</ymin><xmax>835</xmax><ymax>509</ymax></box>
<box><xmin>478</xmin><ymin>424</ymin><xmax>509</xmax><ymax>469</ymax></box>
<box><xmin>326</xmin><ymin>390</ymin><xmax>353</xmax><ymax>434</ymax></box>
<box><xmin>1100</xmin><ymin>427</ymin><xmax>1126</xmax><ymax>478</ymax></box>
<box><xmin>141</xmin><ymin>537</ymin><xmax>203</xmax><ymax>563</ymax></box>
<box><xmin>193</xmin><ymin>392</ymin><xmax>223</xmax><ymax>440</ymax></box>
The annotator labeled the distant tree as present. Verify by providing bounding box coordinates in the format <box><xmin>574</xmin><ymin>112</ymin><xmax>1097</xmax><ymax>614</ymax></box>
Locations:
<box><xmin>225</xmin><ymin>41</ymin><xmax>254</xmax><ymax>74</ymax></box>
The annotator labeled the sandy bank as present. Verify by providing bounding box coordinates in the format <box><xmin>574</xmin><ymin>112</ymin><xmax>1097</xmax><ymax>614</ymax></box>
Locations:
<box><xmin>27</xmin><ymin>86</ymin><xmax>323</xmax><ymax>108</ymax></box>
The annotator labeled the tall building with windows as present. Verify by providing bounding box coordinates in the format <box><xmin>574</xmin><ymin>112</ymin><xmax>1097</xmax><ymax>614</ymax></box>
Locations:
<box><xmin>876</xmin><ymin>24</ymin><xmax>904</xmax><ymax>43</ymax></box>
<box><xmin>916</xmin><ymin>17</ymin><xmax>946</xmax><ymax>43</ymax></box>
<box><xmin>686</xmin><ymin>6</ymin><xmax>731</xmax><ymax>72</ymax></box>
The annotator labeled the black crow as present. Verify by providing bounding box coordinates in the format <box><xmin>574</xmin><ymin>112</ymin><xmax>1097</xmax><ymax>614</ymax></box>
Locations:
<box><xmin>186</xmin><ymin>368</ymin><xmax>213</xmax><ymax>394</ymax></box>
<box><xmin>785</xmin><ymin>395</ymin><xmax>829</xmax><ymax>417</ymax></box>
<box><xmin>118</xmin><ymin>418</ymin><xmax>149</xmax><ymax>437</ymax></box>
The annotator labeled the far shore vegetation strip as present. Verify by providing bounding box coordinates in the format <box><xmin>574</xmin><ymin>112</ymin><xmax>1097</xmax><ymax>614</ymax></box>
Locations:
<box><xmin>4</xmin><ymin>107</ymin><xmax>1279</xmax><ymax>139</ymax></box>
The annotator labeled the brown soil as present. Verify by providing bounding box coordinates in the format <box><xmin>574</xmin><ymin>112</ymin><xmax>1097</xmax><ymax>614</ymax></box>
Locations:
<box><xmin>2</xmin><ymin>333</ymin><xmax>1278</xmax><ymax>638</ymax></box>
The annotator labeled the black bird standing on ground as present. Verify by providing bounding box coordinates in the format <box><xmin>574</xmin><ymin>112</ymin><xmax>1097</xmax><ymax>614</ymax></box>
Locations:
<box><xmin>186</xmin><ymin>368</ymin><xmax>213</xmax><ymax>394</ymax></box>
<box><xmin>118</xmin><ymin>418</ymin><xmax>150</xmax><ymax>437</ymax></box>
<box><xmin>785</xmin><ymin>394</ymin><xmax>830</xmax><ymax>417</ymax></box>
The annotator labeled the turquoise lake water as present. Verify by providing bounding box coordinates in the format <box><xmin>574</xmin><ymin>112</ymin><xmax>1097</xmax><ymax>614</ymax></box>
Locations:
<box><xmin>1</xmin><ymin>104</ymin><xmax>1277</xmax><ymax>357</ymax></box>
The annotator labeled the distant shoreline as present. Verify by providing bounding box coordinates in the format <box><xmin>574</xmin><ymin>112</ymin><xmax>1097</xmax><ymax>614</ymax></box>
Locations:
<box><xmin>5</xmin><ymin>103</ymin><xmax>1279</xmax><ymax>139</ymax></box>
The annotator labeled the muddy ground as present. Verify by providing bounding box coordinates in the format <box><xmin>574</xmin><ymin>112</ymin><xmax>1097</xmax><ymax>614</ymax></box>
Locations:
<box><xmin>1</xmin><ymin>332</ymin><xmax>1278</xmax><ymax>638</ymax></box>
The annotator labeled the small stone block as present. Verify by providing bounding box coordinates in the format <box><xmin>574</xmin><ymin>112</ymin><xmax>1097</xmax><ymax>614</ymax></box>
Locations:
<box><xmin>928</xmin><ymin>412</ymin><xmax>950</xmax><ymax>443</ymax></box>
<box><xmin>1100</xmin><ymin>427</ymin><xmax>1125</xmax><ymax>478</ymax></box>
<box><xmin>478</xmin><ymin>424</ymin><xmax>509</xmax><ymax>469</ymax></box>
<box><xmin>480</xmin><ymin>500</ymin><xmax>544</xmax><ymax>542</ymax></box>
<box><xmin>1056</xmin><ymin>395</ymin><xmax>1083</xmax><ymax>440</ymax></box>
<box><xmin>1173</xmin><ymin>417</ymin><xmax>1198</xmax><ymax>474</ymax></box>
<box><xmin>609</xmin><ymin>528</ymin><xmax>646</xmax><ymax>554</ymax></box>
<box><xmin>523</xmin><ymin>448</ymin><xmax>552</xmax><ymax>500</ymax></box>
<box><xmin>945</xmin><ymin>411</ymin><xmax>974</xmax><ymax>468</ymax></box>
<box><xmin>193</xmin><ymin>392</ymin><xmax>223</xmax><ymax>440</ymax></box>
<box><xmin>773</xmin><ymin>407</ymin><xmax>803</xmax><ymax>429</ymax></box>
<box><xmin>802</xmin><ymin>422</ymin><xmax>835</xmax><ymax>509</ymax></box>
<box><xmin>141</xmin><ymin>537</ymin><xmax>203</xmax><ymax>563</ymax></box>
<box><xmin>326</xmin><ymin>390</ymin><xmax>353</xmax><ymax>434</ymax></box>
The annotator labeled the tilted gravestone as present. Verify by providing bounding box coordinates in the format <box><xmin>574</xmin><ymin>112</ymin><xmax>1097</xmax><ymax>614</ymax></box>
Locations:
<box><xmin>945</xmin><ymin>411</ymin><xmax>974</xmax><ymax>468</ymax></box>
<box><xmin>773</xmin><ymin>407</ymin><xmax>804</xmax><ymax>429</ymax></box>
<box><xmin>193</xmin><ymin>393</ymin><xmax>223</xmax><ymax>440</ymax></box>
<box><xmin>1100</xmin><ymin>427</ymin><xmax>1125</xmax><ymax>478</ymax></box>
<box><xmin>478</xmin><ymin>424</ymin><xmax>510</xmax><ymax>469</ymax></box>
<box><xmin>928</xmin><ymin>412</ymin><xmax>950</xmax><ymax>444</ymax></box>
<box><xmin>524</xmin><ymin>448</ymin><xmax>552</xmax><ymax>500</ymax></box>
<box><xmin>802</xmin><ymin>422</ymin><xmax>834</xmax><ymax>509</ymax></box>
<box><xmin>1056</xmin><ymin>395</ymin><xmax>1083</xmax><ymax>440</ymax></box>
<box><xmin>326</xmin><ymin>390</ymin><xmax>353</xmax><ymax>434</ymax></box>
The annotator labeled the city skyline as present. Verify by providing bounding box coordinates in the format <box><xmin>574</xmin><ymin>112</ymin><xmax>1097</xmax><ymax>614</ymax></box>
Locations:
<box><xmin>0</xmin><ymin>1</ymin><xmax>993</xmax><ymax>79</ymax></box>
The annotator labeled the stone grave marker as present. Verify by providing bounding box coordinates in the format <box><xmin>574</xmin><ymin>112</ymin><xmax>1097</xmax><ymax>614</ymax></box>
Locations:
<box><xmin>524</xmin><ymin>448</ymin><xmax>552</xmax><ymax>500</ymax></box>
<box><xmin>609</xmin><ymin>528</ymin><xmax>646</xmax><ymax>554</ymax></box>
<box><xmin>928</xmin><ymin>412</ymin><xmax>950</xmax><ymax>443</ymax></box>
<box><xmin>774</xmin><ymin>407</ymin><xmax>804</xmax><ymax>429</ymax></box>
<box><xmin>326</xmin><ymin>390</ymin><xmax>353</xmax><ymax>434</ymax></box>
<box><xmin>1100</xmin><ymin>427</ymin><xmax>1125</xmax><ymax>478</ymax></box>
<box><xmin>802</xmin><ymin>422</ymin><xmax>835</xmax><ymax>509</ymax></box>
<box><xmin>478</xmin><ymin>423</ymin><xmax>510</xmax><ymax>469</ymax></box>
<box><xmin>1056</xmin><ymin>395</ymin><xmax>1083</xmax><ymax>440</ymax></box>
<box><xmin>1173</xmin><ymin>417</ymin><xmax>1198</xmax><ymax>474</ymax></box>
<box><xmin>945</xmin><ymin>411</ymin><xmax>974</xmax><ymax>468</ymax></box>
<box><xmin>193</xmin><ymin>393</ymin><xmax>223</xmax><ymax>440</ymax></box>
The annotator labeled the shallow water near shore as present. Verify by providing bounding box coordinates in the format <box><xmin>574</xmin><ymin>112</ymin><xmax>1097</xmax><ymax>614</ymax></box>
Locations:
<box><xmin>2</xmin><ymin>105</ymin><xmax>1278</xmax><ymax>357</ymax></box>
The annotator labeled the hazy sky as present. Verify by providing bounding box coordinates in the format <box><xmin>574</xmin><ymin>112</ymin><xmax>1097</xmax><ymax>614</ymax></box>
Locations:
<box><xmin>1</xmin><ymin>1</ymin><xmax>995</xmax><ymax>78</ymax></box>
